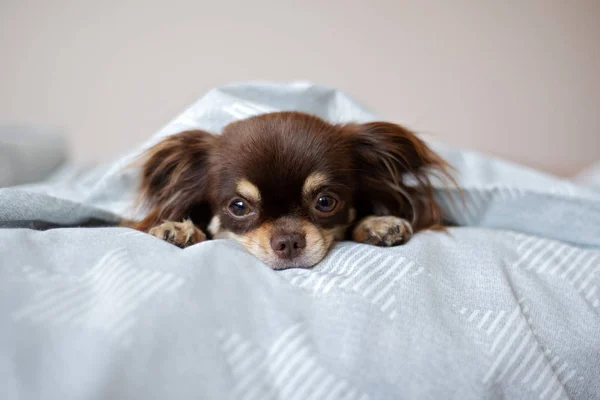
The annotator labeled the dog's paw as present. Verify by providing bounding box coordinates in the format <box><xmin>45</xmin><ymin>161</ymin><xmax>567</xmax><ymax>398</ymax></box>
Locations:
<box><xmin>148</xmin><ymin>219</ymin><xmax>206</xmax><ymax>248</ymax></box>
<box><xmin>352</xmin><ymin>216</ymin><xmax>413</xmax><ymax>247</ymax></box>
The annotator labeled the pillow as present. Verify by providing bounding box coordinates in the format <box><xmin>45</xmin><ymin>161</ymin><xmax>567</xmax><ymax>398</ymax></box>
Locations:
<box><xmin>0</xmin><ymin>125</ymin><xmax>67</xmax><ymax>187</ymax></box>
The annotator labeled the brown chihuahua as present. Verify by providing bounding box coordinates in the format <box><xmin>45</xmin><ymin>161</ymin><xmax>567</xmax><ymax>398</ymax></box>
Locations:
<box><xmin>128</xmin><ymin>111</ymin><xmax>453</xmax><ymax>269</ymax></box>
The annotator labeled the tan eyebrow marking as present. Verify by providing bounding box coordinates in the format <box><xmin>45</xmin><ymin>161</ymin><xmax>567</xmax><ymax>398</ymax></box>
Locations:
<box><xmin>302</xmin><ymin>172</ymin><xmax>328</xmax><ymax>196</ymax></box>
<box><xmin>236</xmin><ymin>179</ymin><xmax>261</xmax><ymax>203</ymax></box>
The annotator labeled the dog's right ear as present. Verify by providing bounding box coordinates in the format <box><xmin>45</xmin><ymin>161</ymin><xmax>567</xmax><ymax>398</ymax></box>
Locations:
<box><xmin>129</xmin><ymin>130</ymin><xmax>217</xmax><ymax>231</ymax></box>
<box><xmin>343</xmin><ymin>122</ymin><xmax>455</xmax><ymax>231</ymax></box>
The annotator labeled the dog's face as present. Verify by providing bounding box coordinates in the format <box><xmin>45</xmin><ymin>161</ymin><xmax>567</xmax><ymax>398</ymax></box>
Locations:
<box><xmin>208</xmin><ymin>114</ymin><xmax>356</xmax><ymax>269</ymax></box>
<box><xmin>136</xmin><ymin>112</ymin><xmax>450</xmax><ymax>269</ymax></box>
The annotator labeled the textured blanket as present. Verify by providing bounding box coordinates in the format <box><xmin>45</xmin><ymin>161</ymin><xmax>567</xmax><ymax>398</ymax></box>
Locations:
<box><xmin>1</xmin><ymin>82</ymin><xmax>599</xmax><ymax>400</ymax></box>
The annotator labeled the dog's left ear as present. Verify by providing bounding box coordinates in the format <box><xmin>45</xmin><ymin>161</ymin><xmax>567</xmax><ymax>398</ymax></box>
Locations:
<box><xmin>344</xmin><ymin>121</ymin><xmax>453</xmax><ymax>230</ymax></box>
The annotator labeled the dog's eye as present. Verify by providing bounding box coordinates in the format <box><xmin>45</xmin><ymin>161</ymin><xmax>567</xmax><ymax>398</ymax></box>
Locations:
<box><xmin>228</xmin><ymin>199</ymin><xmax>250</xmax><ymax>217</ymax></box>
<box><xmin>315</xmin><ymin>195</ymin><xmax>337</xmax><ymax>213</ymax></box>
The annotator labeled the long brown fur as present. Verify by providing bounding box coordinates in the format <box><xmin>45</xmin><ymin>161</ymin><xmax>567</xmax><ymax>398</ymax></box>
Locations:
<box><xmin>343</xmin><ymin>121</ymin><xmax>456</xmax><ymax>231</ymax></box>
<box><xmin>126</xmin><ymin>130</ymin><xmax>217</xmax><ymax>233</ymax></box>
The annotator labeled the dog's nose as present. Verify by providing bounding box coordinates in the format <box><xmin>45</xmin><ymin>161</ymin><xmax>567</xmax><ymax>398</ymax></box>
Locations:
<box><xmin>270</xmin><ymin>233</ymin><xmax>306</xmax><ymax>259</ymax></box>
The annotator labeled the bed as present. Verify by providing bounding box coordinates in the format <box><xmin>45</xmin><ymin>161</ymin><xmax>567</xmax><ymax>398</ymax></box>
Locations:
<box><xmin>1</xmin><ymin>82</ymin><xmax>599</xmax><ymax>400</ymax></box>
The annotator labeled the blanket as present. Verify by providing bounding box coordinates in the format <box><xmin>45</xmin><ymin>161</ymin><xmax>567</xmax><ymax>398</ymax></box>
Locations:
<box><xmin>1</xmin><ymin>82</ymin><xmax>599</xmax><ymax>400</ymax></box>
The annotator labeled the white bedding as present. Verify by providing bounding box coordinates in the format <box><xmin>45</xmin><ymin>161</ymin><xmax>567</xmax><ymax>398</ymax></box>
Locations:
<box><xmin>1</xmin><ymin>82</ymin><xmax>599</xmax><ymax>400</ymax></box>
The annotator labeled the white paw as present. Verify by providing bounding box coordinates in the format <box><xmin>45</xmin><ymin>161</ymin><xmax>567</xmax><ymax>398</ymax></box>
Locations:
<box><xmin>352</xmin><ymin>216</ymin><xmax>413</xmax><ymax>247</ymax></box>
<box><xmin>149</xmin><ymin>219</ymin><xmax>206</xmax><ymax>248</ymax></box>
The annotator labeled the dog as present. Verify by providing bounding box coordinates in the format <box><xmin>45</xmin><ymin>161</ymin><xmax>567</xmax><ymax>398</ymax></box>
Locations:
<box><xmin>127</xmin><ymin>111</ymin><xmax>454</xmax><ymax>270</ymax></box>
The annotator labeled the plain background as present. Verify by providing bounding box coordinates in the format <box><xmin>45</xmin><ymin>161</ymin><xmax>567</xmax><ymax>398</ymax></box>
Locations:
<box><xmin>1</xmin><ymin>0</ymin><xmax>599</xmax><ymax>176</ymax></box>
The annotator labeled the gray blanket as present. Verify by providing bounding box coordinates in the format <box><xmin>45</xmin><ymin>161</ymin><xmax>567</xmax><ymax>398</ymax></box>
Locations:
<box><xmin>1</xmin><ymin>82</ymin><xmax>599</xmax><ymax>400</ymax></box>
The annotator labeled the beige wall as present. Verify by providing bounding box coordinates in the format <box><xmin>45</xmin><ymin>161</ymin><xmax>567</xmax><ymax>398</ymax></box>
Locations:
<box><xmin>1</xmin><ymin>0</ymin><xmax>599</xmax><ymax>176</ymax></box>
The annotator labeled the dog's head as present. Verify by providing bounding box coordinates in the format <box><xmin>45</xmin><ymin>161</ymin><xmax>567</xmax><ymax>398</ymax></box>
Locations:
<box><xmin>136</xmin><ymin>112</ymin><xmax>451</xmax><ymax>269</ymax></box>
